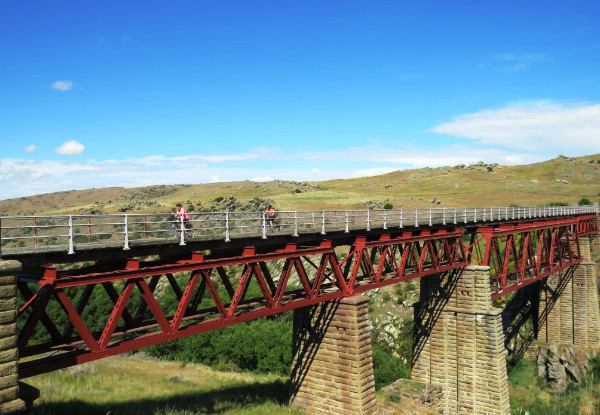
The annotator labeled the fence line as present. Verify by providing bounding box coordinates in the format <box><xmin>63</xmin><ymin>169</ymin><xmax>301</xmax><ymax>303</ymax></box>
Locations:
<box><xmin>0</xmin><ymin>205</ymin><xmax>597</xmax><ymax>257</ymax></box>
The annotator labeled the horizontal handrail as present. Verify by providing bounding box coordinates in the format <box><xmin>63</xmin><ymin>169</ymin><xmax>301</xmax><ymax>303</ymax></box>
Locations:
<box><xmin>0</xmin><ymin>205</ymin><xmax>597</xmax><ymax>257</ymax></box>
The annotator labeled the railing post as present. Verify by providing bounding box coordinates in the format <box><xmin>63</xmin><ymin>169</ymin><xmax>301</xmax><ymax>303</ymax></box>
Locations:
<box><xmin>415</xmin><ymin>209</ymin><xmax>419</xmax><ymax>227</ymax></box>
<box><xmin>474</xmin><ymin>208</ymin><xmax>477</xmax><ymax>223</ymax></box>
<box><xmin>225</xmin><ymin>212</ymin><xmax>231</xmax><ymax>242</ymax></box>
<box><xmin>399</xmin><ymin>209</ymin><xmax>403</xmax><ymax>228</ymax></box>
<box><xmin>345</xmin><ymin>210</ymin><xmax>349</xmax><ymax>233</ymax></box>
<box><xmin>321</xmin><ymin>211</ymin><xmax>326</xmax><ymax>235</ymax></box>
<box><xmin>464</xmin><ymin>208</ymin><xmax>467</xmax><ymax>224</ymax></box>
<box><xmin>33</xmin><ymin>217</ymin><xmax>38</xmax><ymax>246</ymax></box>
<box><xmin>124</xmin><ymin>214</ymin><xmax>130</xmax><ymax>250</ymax></box>
<box><xmin>442</xmin><ymin>208</ymin><xmax>446</xmax><ymax>225</ymax></box>
<box><xmin>293</xmin><ymin>211</ymin><xmax>299</xmax><ymax>237</ymax></box>
<box><xmin>383</xmin><ymin>211</ymin><xmax>387</xmax><ymax>230</ymax></box>
<box><xmin>262</xmin><ymin>213</ymin><xmax>267</xmax><ymax>239</ymax></box>
<box><xmin>180</xmin><ymin>215</ymin><xmax>187</xmax><ymax>245</ymax></box>
<box><xmin>366</xmin><ymin>210</ymin><xmax>371</xmax><ymax>231</ymax></box>
<box><xmin>483</xmin><ymin>207</ymin><xmax>486</xmax><ymax>222</ymax></box>
<box><xmin>68</xmin><ymin>215</ymin><xmax>74</xmax><ymax>254</ymax></box>
<box><xmin>428</xmin><ymin>209</ymin><xmax>432</xmax><ymax>226</ymax></box>
<box><xmin>453</xmin><ymin>208</ymin><xmax>457</xmax><ymax>224</ymax></box>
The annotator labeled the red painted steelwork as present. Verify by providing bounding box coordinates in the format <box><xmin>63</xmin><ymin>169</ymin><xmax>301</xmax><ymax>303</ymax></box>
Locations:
<box><xmin>464</xmin><ymin>218</ymin><xmax>588</xmax><ymax>299</ymax></box>
<box><xmin>576</xmin><ymin>214</ymin><xmax>599</xmax><ymax>237</ymax></box>
<box><xmin>18</xmin><ymin>229</ymin><xmax>468</xmax><ymax>378</ymax></box>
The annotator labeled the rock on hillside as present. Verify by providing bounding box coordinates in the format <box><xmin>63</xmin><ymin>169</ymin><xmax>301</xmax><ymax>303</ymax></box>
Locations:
<box><xmin>1</xmin><ymin>153</ymin><xmax>599</xmax><ymax>215</ymax></box>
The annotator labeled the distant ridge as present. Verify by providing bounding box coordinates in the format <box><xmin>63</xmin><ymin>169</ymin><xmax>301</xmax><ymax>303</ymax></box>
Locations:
<box><xmin>1</xmin><ymin>153</ymin><xmax>599</xmax><ymax>216</ymax></box>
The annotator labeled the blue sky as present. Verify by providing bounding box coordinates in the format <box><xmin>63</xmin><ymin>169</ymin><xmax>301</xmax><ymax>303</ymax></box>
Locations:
<box><xmin>2</xmin><ymin>1</ymin><xmax>600</xmax><ymax>199</ymax></box>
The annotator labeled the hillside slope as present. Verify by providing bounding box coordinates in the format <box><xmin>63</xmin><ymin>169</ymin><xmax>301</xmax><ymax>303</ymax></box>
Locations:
<box><xmin>1</xmin><ymin>154</ymin><xmax>599</xmax><ymax>216</ymax></box>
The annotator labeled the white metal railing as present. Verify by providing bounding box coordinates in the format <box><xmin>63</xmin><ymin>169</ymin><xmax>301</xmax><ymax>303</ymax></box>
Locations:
<box><xmin>0</xmin><ymin>205</ymin><xmax>597</xmax><ymax>258</ymax></box>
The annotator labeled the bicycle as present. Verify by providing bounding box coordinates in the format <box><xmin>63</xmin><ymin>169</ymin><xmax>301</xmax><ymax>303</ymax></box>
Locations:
<box><xmin>170</xmin><ymin>221</ymin><xmax>195</xmax><ymax>239</ymax></box>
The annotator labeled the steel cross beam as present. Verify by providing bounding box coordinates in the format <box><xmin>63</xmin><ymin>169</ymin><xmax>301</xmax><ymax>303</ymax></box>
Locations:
<box><xmin>464</xmin><ymin>217</ymin><xmax>593</xmax><ymax>299</ymax></box>
<box><xmin>17</xmin><ymin>228</ymin><xmax>468</xmax><ymax>378</ymax></box>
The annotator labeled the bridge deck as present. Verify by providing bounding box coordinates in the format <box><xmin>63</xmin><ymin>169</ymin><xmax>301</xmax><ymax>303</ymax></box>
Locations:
<box><xmin>1</xmin><ymin>205</ymin><xmax>596</xmax><ymax>265</ymax></box>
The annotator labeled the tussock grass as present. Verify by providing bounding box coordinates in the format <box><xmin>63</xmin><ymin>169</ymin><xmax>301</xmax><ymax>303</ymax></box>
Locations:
<box><xmin>509</xmin><ymin>358</ymin><xmax>600</xmax><ymax>415</ymax></box>
<box><xmin>2</xmin><ymin>153</ymin><xmax>599</xmax><ymax>215</ymax></box>
<box><xmin>27</xmin><ymin>354</ymin><xmax>307</xmax><ymax>415</ymax></box>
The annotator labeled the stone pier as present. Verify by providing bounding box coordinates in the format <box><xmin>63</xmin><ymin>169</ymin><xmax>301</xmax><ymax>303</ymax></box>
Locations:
<box><xmin>290</xmin><ymin>296</ymin><xmax>376</xmax><ymax>415</ymax></box>
<box><xmin>412</xmin><ymin>267</ymin><xmax>511</xmax><ymax>415</ymax></box>
<box><xmin>538</xmin><ymin>236</ymin><xmax>600</xmax><ymax>348</ymax></box>
<box><xmin>0</xmin><ymin>261</ymin><xmax>25</xmax><ymax>414</ymax></box>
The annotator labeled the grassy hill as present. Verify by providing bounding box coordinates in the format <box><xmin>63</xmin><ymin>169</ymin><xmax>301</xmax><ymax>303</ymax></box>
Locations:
<box><xmin>27</xmin><ymin>354</ymin><xmax>304</xmax><ymax>415</ymax></box>
<box><xmin>1</xmin><ymin>153</ymin><xmax>599</xmax><ymax>216</ymax></box>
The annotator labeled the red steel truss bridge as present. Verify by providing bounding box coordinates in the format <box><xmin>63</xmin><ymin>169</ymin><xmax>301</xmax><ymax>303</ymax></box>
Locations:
<box><xmin>3</xmin><ymin>206</ymin><xmax>597</xmax><ymax>378</ymax></box>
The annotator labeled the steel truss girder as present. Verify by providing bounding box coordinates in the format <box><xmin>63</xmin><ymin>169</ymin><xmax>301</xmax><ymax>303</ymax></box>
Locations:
<box><xmin>465</xmin><ymin>218</ymin><xmax>589</xmax><ymax>299</ymax></box>
<box><xmin>576</xmin><ymin>214</ymin><xmax>599</xmax><ymax>237</ymax></box>
<box><xmin>18</xmin><ymin>229</ymin><xmax>468</xmax><ymax>378</ymax></box>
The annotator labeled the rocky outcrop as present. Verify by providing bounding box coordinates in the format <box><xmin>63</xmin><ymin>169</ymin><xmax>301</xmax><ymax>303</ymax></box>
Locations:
<box><xmin>380</xmin><ymin>378</ymin><xmax>441</xmax><ymax>415</ymax></box>
<box><xmin>537</xmin><ymin>345</ymin><xmax>597</xmax><ymax>393</ymax></box>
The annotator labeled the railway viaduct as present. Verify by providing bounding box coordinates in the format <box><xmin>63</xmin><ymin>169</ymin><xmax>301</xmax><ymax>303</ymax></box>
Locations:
<box><xmin>0</xmin><ymin>205</ymin><xmax>597</xmax><ymax>415</ymax></box>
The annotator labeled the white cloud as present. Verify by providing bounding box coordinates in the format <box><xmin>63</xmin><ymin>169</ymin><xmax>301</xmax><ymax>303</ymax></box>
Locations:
<box><xmin>490</xmin><ymin>53</ymin><xmax>548</xmax><ymax>72</ymax></box>
<box><xmin>1</xmin><ymin>122</ymin><xmax>596</xmax><ymax>200</ymax></box>
<box><xmin>50</xmin><ymin>80</ymin><xmax>74</xmax><ymax>91</ymax></box>
<box><xmin>24</xmin><ymin>145</ymin><xmax>37</xmax><ymax>153</ymax></box>
<box><xmin>252</xmin><ymin>176</ymin><xmax>272</xmax><ymax>182</ymax></box>
<box><xmin>170</xmin><ymin>154</ymin><xmax>257</xmax><ymax>163</ymax></box>
<box><xmin>0</xmin><ymin>142</ymin><xmax>562</xmax><ymax>200</ymax></box>
<box><xmin>56</xmin><ymin>140</ymin><xmax>85</xmax><ymax>156</ymax></box>
<box><xmin>430</xmin><ymin>101</ymin><xmax>600</xmax><ymax>154</ymax></box>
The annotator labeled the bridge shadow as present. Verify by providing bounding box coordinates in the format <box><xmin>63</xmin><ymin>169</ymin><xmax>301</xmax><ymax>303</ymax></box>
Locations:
<box><xmin>289</xmin><ymin>300</ymin><xmax>339</xmax><ymax>399</ymax></box>
<box><xmin>411</xmin><ymin>269</ymin><xmax>460</xmax><ymax>375</ymax></box>
<box><xmin>34</xmin><ymin>378</ymin><xmax>291</xmax><ymax>415</ymax></box>
<box><xmin>503</xmin><ymin>267</ymin><xmax>574</xmax><ymax>368</ymax></box>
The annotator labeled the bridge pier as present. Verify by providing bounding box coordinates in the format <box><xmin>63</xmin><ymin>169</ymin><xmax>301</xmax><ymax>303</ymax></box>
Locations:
<box><xmin>290</xmin><ymin>296</ymin><xmax>376</xmax><ymax>415</ymax></box>
<box><xmin>538</xmin><ymin>236</ymin><xmax>600</xmax><ymax>347</ymax></box>
<box><xmin>412</xmin><ymin>267</ymin><xmax>511</xmax><ymax>415</ymax></box>
<box><xmin>0</xmin><ymin>261</ymin><xmax>25</xmax><ymax>414</ymax></box>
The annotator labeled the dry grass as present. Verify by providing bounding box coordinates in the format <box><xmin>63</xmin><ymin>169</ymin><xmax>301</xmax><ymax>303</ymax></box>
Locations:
<box><xmin>26</xmin><ymin>354</ymin><xmax>307</xmax><ymax>415</ymax></box>
<box><xmin>1</xmin><ymin>154</ymin><xmax>599</xmax><ymax>215</ymax></box>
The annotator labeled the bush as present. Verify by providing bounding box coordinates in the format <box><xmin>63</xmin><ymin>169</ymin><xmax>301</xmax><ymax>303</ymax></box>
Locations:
<box><xmin>372</xmin><ymin>342</ymin><xmax>409</xmax><ymax>389</ymax></box>
<box><xmin>146</xmin><ymin>316</ymin><xmax>293</xmax><ymax>375</ymax></box>
<box><xmin>578</xmin><ymin>198</ymin><xmax>592</xmax><ymax>205</ymax></box>
<box><xmin>383</xmin><ymin>203</ymin><xmax>394</xmax><ymax>210</ymax></box>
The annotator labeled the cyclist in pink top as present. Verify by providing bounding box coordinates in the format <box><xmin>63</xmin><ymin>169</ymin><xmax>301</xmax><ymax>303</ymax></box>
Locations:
<box><xmin>176</xmin><ymin>203</ymin><xmax>191</xmax><ymax>235</ymax></box>
<box><xmin>176</xmin><ymin>203</ymin><xmax>190</xmax><ymax>220</ymax></box>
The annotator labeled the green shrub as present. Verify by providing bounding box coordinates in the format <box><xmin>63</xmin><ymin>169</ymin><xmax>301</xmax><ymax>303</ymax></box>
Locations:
<box><xmin>579</xmin><ymin>198</ymin><xmax>592</xmax><ymax>205</ymax></box>
<box><xmin>372</xmin><ymin>342</ymin><xmax>409</xmax><ymax>389</ymax></box>
<box><xmin>381</xmin><ymin>292</ymin><xmax>392</xmax><ymax>303</ymax></box>
<box><xmin>146</xmin><ymin>316</ymin><xmax>293</xmax><ymax>375</ymax></box>
<box><xmin>383</xmin><ymin>203</ymin><xmax>393</xmax><ymax>210</ymax></box>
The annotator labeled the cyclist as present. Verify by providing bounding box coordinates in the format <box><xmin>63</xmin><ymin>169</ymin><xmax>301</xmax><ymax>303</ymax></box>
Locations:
<box><xmin>175</xmin><ymin>203</ymin><xmax>192</xmax><ymax>236</ymax></box>
<box><xmin>265</xmin><ymin>204</ymin><xmax>277</xmax><ymax>231</ymax></box>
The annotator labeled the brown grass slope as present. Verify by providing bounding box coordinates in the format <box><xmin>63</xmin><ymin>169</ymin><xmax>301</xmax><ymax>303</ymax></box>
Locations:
<box><xmin>1</xmin><ymin>154</ymin><xmax>599</xmax><ymax>216</ymax></box>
